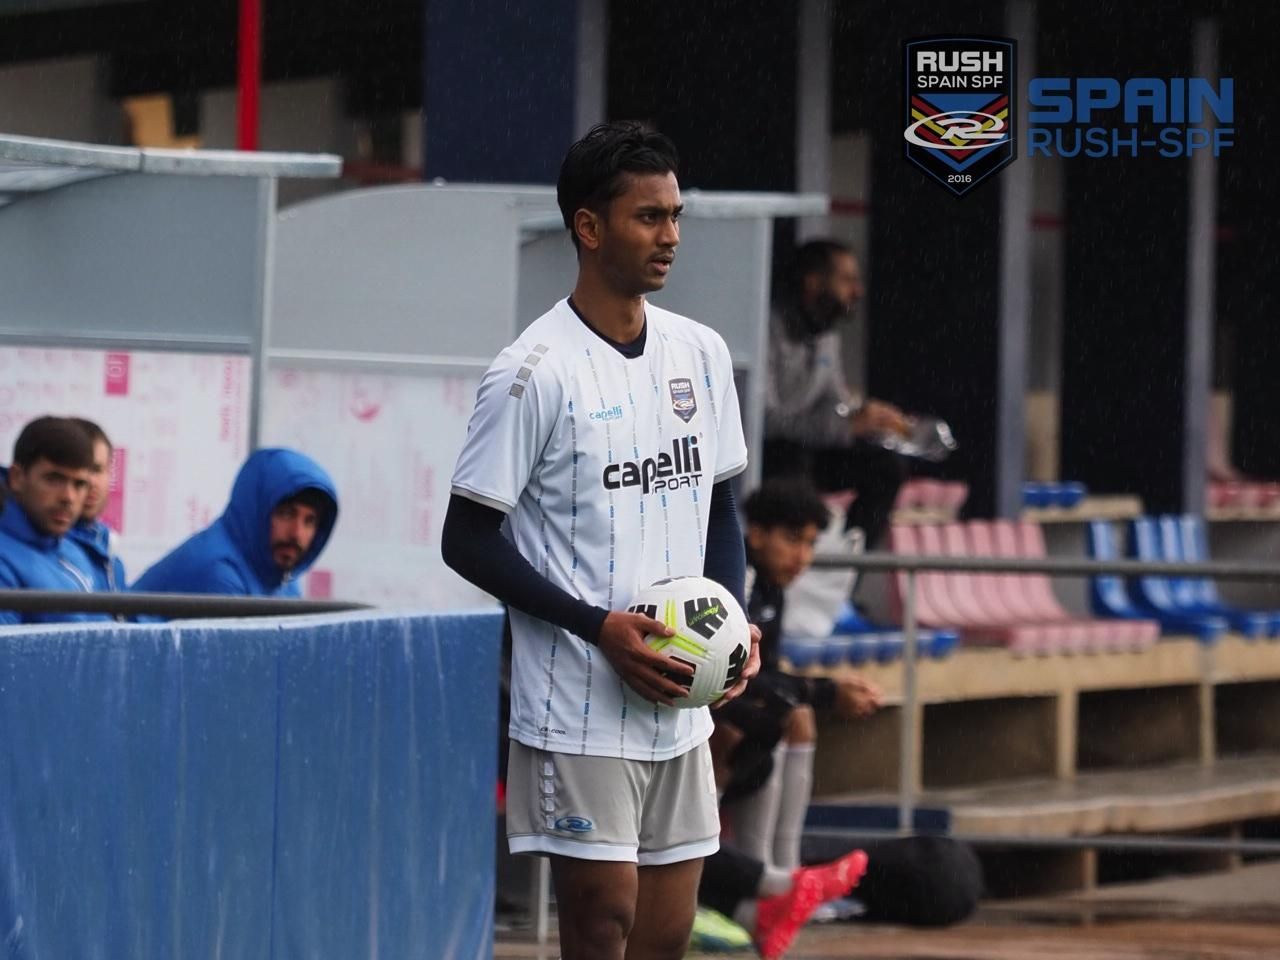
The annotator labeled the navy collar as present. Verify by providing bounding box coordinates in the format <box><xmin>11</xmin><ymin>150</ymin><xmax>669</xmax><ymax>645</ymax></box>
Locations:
<box><xmin>568</xmin><ymin>297</ymin><xmax>647</xmax><ymax>358</ymax></box>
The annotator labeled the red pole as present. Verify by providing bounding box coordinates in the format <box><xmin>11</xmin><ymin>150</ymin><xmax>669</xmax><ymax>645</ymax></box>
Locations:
<box><xmin>237</xmin><ymin>0</ymin><xmax>261</xmax><ymax>150</ymax></box>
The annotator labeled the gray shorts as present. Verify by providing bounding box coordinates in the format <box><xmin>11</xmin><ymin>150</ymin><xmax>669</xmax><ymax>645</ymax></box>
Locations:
<box><xmin>507</xmin><ymin>739</ymin><xmax>720</xmax><ymax>866</ymax></box>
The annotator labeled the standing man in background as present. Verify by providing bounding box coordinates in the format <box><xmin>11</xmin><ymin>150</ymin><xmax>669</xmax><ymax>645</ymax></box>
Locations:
<box><xmin>443</xmin><ymin>121</ymin><xmax>759</xmax><ymax>960</ymax></box>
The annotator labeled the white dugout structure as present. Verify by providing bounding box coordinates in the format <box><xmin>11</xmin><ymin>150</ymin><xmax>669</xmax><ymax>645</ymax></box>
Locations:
<box><xmin>0</xmin><ymin>133</ymin><xmax>822</xmax><ymax>607</ymax></box>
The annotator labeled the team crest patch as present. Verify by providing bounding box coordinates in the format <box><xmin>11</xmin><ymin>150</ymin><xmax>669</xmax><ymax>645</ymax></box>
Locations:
<box><xmin>904</xmin><ymin>36</ymin><xmax>1016</xmax><ymax>197</ymax></box>
<box><xmin>669</xmin><ymin>378</ymin><xmax>697</xmax><ymax>423</ymax></box>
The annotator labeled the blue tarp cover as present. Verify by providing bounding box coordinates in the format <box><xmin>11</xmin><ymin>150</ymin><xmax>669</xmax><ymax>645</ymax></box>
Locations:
<box><xmin>0</xmin><ymin>609</ymin><xmax>501</xmax><ymax>959</ymax></box>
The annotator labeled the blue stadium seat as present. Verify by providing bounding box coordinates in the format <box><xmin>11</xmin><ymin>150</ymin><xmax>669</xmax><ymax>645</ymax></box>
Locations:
<box><xmin>1175</xmin><ymin>514</ymin><xmax>1280</xmax><ymax>638</ymax></box>
<box><xmin>1158</xmin><ymin>515</ymin><xmax>1272</xmax><ymax>639</ymax></box>
<box><xmin>819</xmin><ymin>635</ymin><xmax>853</xmax><ymax>667</ymax></box>
<box><xmin>1087</xmin><ymin>520</ymin><xmax>1149</xmax><ymax>620</ymax></box>
<box><xmin>830</xmin><ymin>602</ymin><xmax>958</xmax><ymax>661</ymax></box>
<box><xmin>871</xmin><ymin>632</ymin><xmax>904</xmax><ymax>664</ymax></box>
<box><xmin>780</xmin><ymin>636</ymin><xmax>826</xmax><ymax>669</ymax></box>
<box><xmin>1128</xmin><ymin>517</ymin><xmax>1227</xmax><ymax>645</ymax></box>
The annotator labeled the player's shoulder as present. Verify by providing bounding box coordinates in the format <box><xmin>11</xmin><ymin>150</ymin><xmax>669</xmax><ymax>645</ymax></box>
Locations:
<box><xmin>648</xmin><ymin>303</ymin><xmax>732</xmax><ymax>363</ymax></box>
<box><xmin>488</xmin><ymin>301</ymin><xmax>577</xmax><ymax>375</ymax></box>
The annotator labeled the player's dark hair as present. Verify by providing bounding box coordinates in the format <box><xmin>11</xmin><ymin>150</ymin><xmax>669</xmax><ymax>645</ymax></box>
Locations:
<box><xmin>743</xmin><ymin>479</ymin><xmax>831</xmax><ymax>533</ymax></box>
<box><xmin>70</xmin><ymin>417</ymin><xmax>112</xmax><ymax>453</ymax></box>
<box><xmin>279</xmin><ymin>486</ymin><xmax>334</xmax><ymax>521</ymax></box>
<box><xmin>791</xmin><ymin>238</ymin><xmax>851</xmax><ymax>286</ymax></box>
<box><xmin>12</xmin><ymin>416</ymin><xmax>95</xmax><ymax>470</ymax></box>
<box><xmin>557</xmin><ymin>121</ymin><xmax>680</xmax><ymax>251</ymax></box>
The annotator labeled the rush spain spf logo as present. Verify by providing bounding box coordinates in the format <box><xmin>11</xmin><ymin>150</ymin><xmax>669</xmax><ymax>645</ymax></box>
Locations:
<box><xmin>904</xmin><ymin>37</ymin><xmax>1016</xmax><ymax>197</ymax></box>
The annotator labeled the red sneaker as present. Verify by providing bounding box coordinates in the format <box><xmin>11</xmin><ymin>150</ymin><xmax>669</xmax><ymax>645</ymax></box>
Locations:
<box><xmin>812</xmin><ymin>849</ymin><xmax>869</xmax><ymax>903</ymax></box>
<box><xmin>753</xmin><ymin>868</ymin><xmax>827</xmax><ymax>960</ymax></box>
<box><xmin>752</xmin><ymin>852</ymin><xmax>869</xmax><ymax>960</ymax></box>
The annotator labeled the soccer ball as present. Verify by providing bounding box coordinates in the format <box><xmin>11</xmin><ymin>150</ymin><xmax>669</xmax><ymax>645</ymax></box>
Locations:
<box><xmin>627</xmin><ymin>576</ymin><xmax>751</xmax><ymax>709</ymax></box>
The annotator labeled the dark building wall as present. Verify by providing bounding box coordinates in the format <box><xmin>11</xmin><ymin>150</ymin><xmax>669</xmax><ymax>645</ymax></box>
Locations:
<box><xmin>608</xmin><ymin>0</ymin><xmax>797</xmax><ymax>192</ymax></box>
<box><xmin>1220</xmin><ymin>7</ymin><xmax>1280</xmax><ymax>477</ymax></box>
<box><xmin>1049</xmin><ymin>0</ymin><xmax>1196</xmax><ymax>511</ymax></box>
<box><xmin>860</xmin><ymin>0</ymin><xmax>1007</xmax><ymax>517</ymax></box>
<box><xmin>423</xmin><ymin>0</ymin><xmax>575</xmax><ymax>182</ymax></box>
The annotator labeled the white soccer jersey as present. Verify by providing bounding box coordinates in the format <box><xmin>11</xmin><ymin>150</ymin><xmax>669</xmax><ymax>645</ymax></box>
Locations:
<box><xmin>451</xmin><ymin>298</ymin><xmax>748</xmax><ymax>761</ymax></box>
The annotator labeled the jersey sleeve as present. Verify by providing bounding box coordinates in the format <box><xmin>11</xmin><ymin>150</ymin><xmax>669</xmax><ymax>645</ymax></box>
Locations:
<box><xmin>710</xmin><ymin>333</ymin><xmax>749</xmax><ymax>482</ymax></box>
<box><xmin>451</xmin><ymin>344</ymin><xmax>559</xmax><ymax>513</ymax></box>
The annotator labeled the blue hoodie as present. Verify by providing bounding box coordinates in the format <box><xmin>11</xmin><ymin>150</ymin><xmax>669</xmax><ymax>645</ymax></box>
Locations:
<box><xmin>132</xmin><ymin>448</ymin><xmax>338</xmax><ymax>597</ymax></box>
<box><xmin>0</xmin><ymin>498</ymin><xmax>112</xmax><ymax>625</ymax></box>
<box><xmin>68</xmin><ymin>519</ymin><xmax>127</xmax><ymax>592</ymax></box>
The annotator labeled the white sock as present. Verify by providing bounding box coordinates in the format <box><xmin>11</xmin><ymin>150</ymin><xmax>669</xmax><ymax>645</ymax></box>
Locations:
<box><xmin>772</xmin><ymin>744</ymin><xmax>815</xmax><ymax>871</ymax></box>
<box><xmin>758</xmin><ymin>864</ymin><xmax>793</xmax><ymax>898</ymax></box>
<box><xmin>734</xmin><ymin>865</ymin><xmax>790</xmax><ymax>935</ymax></box>
<box><xmin>726</xmin><ymin>744</ymin><xmax>785</xmax><ymax>864</ymax></box>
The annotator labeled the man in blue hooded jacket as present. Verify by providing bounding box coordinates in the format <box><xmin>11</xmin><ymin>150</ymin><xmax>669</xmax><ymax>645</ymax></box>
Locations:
<box><xmin>67</xmin><ymin>418</ymin><xmax>127</xmax><ymax>593</ymax></box>
<box><xmin>133</xmin><ymin>448</ymin><xmax>338</xmax><ymax>597</ymax></box>
<box><xmin>0</xmin><ymin>416</ymin><xmax>111</xmax><ymax>624</ymax></box>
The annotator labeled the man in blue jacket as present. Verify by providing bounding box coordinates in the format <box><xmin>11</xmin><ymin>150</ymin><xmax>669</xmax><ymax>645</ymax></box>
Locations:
<box><xmin>0</xmin><ymin>416</ymin><xmax>111</xmax><ymax>624</ymax></box>
<box><xmin>133</xmin><ymin>448</ymin><xmax>338</xmax><ymax>597</ymax></box>
<box><xmin>67</xmin><ymin>418</ymin><xmax>127</xmax><ymax>592</ymax></box>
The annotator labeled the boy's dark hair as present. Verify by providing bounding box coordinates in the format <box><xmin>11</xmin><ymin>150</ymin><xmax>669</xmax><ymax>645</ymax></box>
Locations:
<box><xmin>12</xmin><ymin>416</ymin><xmax>95</xmax><ymax>470</ymax></box>
<box><xmin>557</xmin><ymin>121</ymin><xmax>679</xmax><ymax>251</ymax></box>
<box><xmin>743</xmin><ymin>479</ymin><xmax>831</xmax><ymax>532</ymax></box>
<box><xmin>70</xmin><ymin>417</ymin><xmax>112</xmax><ymax>453</ymax></box>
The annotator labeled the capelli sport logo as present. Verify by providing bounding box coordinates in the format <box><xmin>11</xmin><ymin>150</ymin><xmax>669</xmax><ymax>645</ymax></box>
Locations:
<box><xmin>904</xmin><ymin>36</ymin><xmax>1016</xmax><ymax>197</ymax></box>
<box><xmin>603</xmin><ymin>437</ymin><xmax>702</xmax><ymax>494</ymax></box>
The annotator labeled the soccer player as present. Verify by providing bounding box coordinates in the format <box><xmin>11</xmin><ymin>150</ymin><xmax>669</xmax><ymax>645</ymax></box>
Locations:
<box><xmin>442</xmin><ymin>121</ymin><xmax>760</xmax><ymax>960</ymax></box>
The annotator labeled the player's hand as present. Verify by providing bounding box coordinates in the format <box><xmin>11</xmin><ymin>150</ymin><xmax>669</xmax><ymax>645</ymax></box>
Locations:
<box><xmin>833</xmin><ymin>674</ymin><xmax>882</xmax><ymax>719</ymax></box>
<box><xmin>850</xmin><ymin>399</ymin><xmax>910</xmax><ymax>438</ymax></box>
<box><xmin>714</xmin><ymin>623</ymin><xmax>761</xmax><ymax>709</ymax></box>
<box><xmin>596</xmin><ymin>610</ymin><xmax>695</xmax><ymax>706</ymax></box>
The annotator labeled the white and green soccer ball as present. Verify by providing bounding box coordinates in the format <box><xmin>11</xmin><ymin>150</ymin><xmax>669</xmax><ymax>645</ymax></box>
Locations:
<box><xmin>627</xmin><ymin>575</ymin><xmax>751</xmax><ymax>708</ymax></box>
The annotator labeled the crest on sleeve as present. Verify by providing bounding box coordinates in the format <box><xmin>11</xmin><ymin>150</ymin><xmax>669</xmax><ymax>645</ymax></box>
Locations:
<box><xmin>668</xmin><ymin>378</ymin><xmax>697</xmax><ymax>423</ymax></box>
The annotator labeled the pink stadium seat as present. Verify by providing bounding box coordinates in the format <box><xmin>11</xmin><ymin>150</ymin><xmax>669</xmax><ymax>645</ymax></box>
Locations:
<box><xmin>890</xmin><ymin>523</ymin><xmax>1038</xmax><ymax>654</ymax></box>
<box><xmin>1014</xmin><ymin>521</ymin><xmax>1158</xmax><ymax>653</ymax></box>
<box><xmin>937</xmin><ymin>523</ymin><xmax>1042</xmax><ymax>654</ymax></box>
<box><xmin>939</xmin><ymin>481</ymin><xmax>970</xmax><ymax>512</ymax></box>
<box><xmin>893</xmin><ymin>482</ymin><xmax>922</xmax><ymax>511</ymax></box>
<box><xmin>989</xmin><ymin>520</ymin><xmax>1090</xmax><ymax>654</ymax></box>
<box><xmin>915</xmin><ymin>479</ymin><xmax>946</xmax><ymax>511</ymax></box>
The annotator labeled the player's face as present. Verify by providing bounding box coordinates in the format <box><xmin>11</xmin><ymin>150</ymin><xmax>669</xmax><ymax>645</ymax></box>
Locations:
<box><xmin>807</xmin><ymin>251</ymin><xmax>864</xmax><ymax>325</ymax></box>
<box><xmin>81</xmin><ymin>439</ymin><xmax>112</xmax><ymax>523</ymax></box>
<box><xmin>8</xmin><ymin>457</ymin><xmax>90</xmax><ymax>537</ymax></box>
<box><xmin>598</xmin><ymin>171</ymin><xmax>682</xmax><ymax>296</ymax></box>
<box><xmin>747</xmin><ymin>522</ymin><xmax>821</xmax><ymax>588</ymax></box>
<box><xmin>269</xmin><ymin>500</ymin><xmax>320</xmax><ymax>571</ymax></box>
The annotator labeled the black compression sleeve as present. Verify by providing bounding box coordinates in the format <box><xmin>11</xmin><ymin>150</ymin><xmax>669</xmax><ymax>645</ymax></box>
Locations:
<box><xmin>441</xmin><ymin>493</ymin><xmax>610</xmax><ymax>644</ymax></box>
<box><xmin>703</xmin><ymin>479</ymin><xmax>747</xmax><ymax>612</ymax></box>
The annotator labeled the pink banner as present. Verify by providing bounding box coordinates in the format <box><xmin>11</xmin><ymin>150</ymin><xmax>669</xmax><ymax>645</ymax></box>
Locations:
<box><xmin>102</xmin><ymin>447</ymin><xmax>126</xmax><ymax>533</ymax></box>
<box><xmin>104</xmin><ymin>353</ymin><xmax>130</xmax><ymax>396</ymax></box>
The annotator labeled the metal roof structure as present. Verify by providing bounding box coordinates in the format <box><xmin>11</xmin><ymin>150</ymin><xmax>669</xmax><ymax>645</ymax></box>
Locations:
<box><xmin>0</xmin><ymin>132</ymin><xmax>342</xmax><ymax>447</ymax></box>
<box><xmin>0</xmin><ymin>133</ymin><xmax>340</xmax><ymax>208</ymax></box>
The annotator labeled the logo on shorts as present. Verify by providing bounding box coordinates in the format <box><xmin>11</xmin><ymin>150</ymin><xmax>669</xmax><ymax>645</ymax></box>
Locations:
<box><xmin>904</xmin><ymin>36</ymin><xmax>1016</xmax><ymax>196</ymax></box>
<box><xmin>669</xmin><ymin>378</ymin><xmax>697</xmax><ymax>423</ymax></box>
<box><xmin>555</xmin><ymin>816</ymin><xmax>594</xmax><ymax>833</ymax></box>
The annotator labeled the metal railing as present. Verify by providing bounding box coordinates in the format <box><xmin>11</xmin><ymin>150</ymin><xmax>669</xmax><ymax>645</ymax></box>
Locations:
<box><xmin>808</xmin><ymin>551</ymin><xmax>1280</xmax><ymax>855</ymax></box>
<box><xmin>0</xmin><ymin>589</ymin><xmax>370</xmax><ymax>618</ymax></box>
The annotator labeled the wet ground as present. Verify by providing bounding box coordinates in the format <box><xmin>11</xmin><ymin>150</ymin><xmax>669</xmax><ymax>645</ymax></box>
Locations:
<box><xmin>496</xmin><ymin>861</ymin><xmax>1280</xmax><ymax>959</ymax></box>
